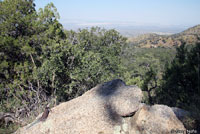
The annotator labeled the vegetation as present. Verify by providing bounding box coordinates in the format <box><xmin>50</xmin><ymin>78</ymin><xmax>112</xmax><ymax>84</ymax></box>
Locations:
<box><xmin>155</xmin><ymin>43</ymin><xmax>200</xmax><ymax>112</ymax></box>
<box><xmin>128</xmin><ymin>25</ymin><xmax>200</xmax><ymax>48</ymax></box>
<box><xmin>0</xmin><ymin>0</ymin><xmax>126</xmax><ymax>133</ymax></box>
<box><xmin>121</xmin><ymin>44</ymin><xmax>176</xmax><ymax>104</ymax></box>
<box><xmin>0</xmin><ymin>0</ymin><xmax>199</xmax><ymax>133</ymax></box>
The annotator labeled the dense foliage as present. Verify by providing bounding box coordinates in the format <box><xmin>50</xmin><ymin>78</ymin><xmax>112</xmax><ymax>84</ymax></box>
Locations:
<box><xmin>0</xmin><ymin>0</ymin><xmax>65</xmax><ymax>113</ymax></box>
<box><xmin>155</xmin><ymin>43</ymin><xmax>200</xmax><ymax>112</ymax></box>
<box><xmin>121</xmin><ymin>45</ymin><xmax>176</xmax><ymax>86</ymax></box>
<box><xmin>121</xmin><ymin>44</ymin><xmax>176</xmax><ymax>104</ymax></box>
<box><xmin>0</xmin><ymin>0</ymin><xmax>126</xmax><ymax>132</ymax></box>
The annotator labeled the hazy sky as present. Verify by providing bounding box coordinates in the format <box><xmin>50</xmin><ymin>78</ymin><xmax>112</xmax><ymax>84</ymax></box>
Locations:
<box><xmin>34</xmin><ymin>0</ymin><xmax>200</xmax><ymax>27</ymax></box>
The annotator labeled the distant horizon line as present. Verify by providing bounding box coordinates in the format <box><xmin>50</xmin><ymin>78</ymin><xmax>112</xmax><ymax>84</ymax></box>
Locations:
<box><xmin>61</xmin><ymin>20</ymin><xmax>199</xmax><ymax>36</ymax></box>
<box><xmin>59</xmin><ymin>19</ymin><xmax>199</xmax><ymax>28</ymax></box>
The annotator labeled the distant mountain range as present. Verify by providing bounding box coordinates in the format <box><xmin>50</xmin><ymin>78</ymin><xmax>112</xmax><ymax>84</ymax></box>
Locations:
<box><xmin>128</xmin><ymin>24</ymin><xmax>200</xmax><ymax>48</ymax></box>
<box><xmin>62</xmin><ymin>20</ymin><xmax>192</xmax><ymax>36</ymax></box>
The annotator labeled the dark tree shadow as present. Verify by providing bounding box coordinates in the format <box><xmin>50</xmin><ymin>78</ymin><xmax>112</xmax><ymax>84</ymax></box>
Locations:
<box><xmin>96</xmin><ymin>79</ymin><xmax>126</xmax><ymax>125</ymax></box>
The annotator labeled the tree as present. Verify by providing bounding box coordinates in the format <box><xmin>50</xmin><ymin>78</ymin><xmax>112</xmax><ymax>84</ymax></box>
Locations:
<box><xmin>156</xmin><ymin>42</ymin><xmax>200</xmax><ymax>112</ymax></box>
<box><xmin>0</xmin><ymin>0</ymin><xmax>127</xmax><ymax>125</ymax></box>
<box><xmin>142</xmin><ymin>66</ymin><xmax>158</xmax><ymax>104</ymax></box>
<box><xmin>37</xmin><ymin>27</ymin><xmax>127</xmax><ymax>101</ymax></box>
<box><xmin>0</xmin><ymin>0</ymin><xmax>65</xmax><ymax>121</ymax></box>
<box><xmin>0</xmin><ymin>1</ymin><xmax>127</xmax><ymax>131</ymax></box>
<box><xmin>120</xmin><ymin>45</ymin><xmax>175</xmax><ymax>89</ymax></box>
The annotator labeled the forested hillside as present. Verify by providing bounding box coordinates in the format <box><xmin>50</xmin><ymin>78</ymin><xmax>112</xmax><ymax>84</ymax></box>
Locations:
<box><xmin>128</xmin><ymin>24</ymin><xmax>200</xmax><ymax>48</ymax></box>
<box><xmin>0</xmin><ymin>0</ymin><xmax>199</xmax><ymax>133</ymax></box>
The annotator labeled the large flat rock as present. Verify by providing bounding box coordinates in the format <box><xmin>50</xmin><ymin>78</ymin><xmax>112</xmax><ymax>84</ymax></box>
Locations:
<box><xmin>16</xmin><ymin>79</ymin><xmax>143</xmax><ymax>134</ymax></box>
<box><xmin>15</xmin><ymin>79</ymin><xmax>186</xmax><ymax>134</ymax></box>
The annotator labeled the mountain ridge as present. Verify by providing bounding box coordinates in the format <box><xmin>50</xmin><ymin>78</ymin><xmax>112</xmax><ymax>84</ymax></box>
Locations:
<box><xmin>128</xmin><ymin>24</ymin><xmax>200</xmax><ymax>48</ymax></box>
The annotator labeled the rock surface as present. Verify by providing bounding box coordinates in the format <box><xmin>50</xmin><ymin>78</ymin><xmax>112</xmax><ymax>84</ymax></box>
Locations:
<box><xmin>171</xmin><ymin>107</ymin><xmax>190</xmax><ymax>120</ymax></box>
<box><xmin>15</xmin><ymin>79</ymin><xmax>142</xmax><ymax>134</ymax></box>
<box><xmin>15</xmin><ymin>79</ymin><xmax>186</xmax><ymax>134</ymax></box>
<box><xmin>130</xmin><ymin>104</ymin><xmax>186</xmax><ymax>134</ymax></box>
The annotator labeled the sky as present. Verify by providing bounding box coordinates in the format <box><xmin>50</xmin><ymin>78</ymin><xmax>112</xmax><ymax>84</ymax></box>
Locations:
<box><xmin>34</xmin><ymin>0</ymin><xmax>200</xmax><ymax>31</ymax></box>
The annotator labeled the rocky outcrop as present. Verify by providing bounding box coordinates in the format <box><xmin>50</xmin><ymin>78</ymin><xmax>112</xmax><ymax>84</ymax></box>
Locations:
<box><xmin>131</xmin><ymin>105</ymin><xmax>186</xmax><ymax>134</ymax></box>
<box><xmin>172</xmin><ymin>107</ymin><xmax>200</xmax><ymax>131</ymax></box>
<box><xmin>171</xmin><ymin>107</ymin><xmax>190</xmax><ymax>120</ymax></box>
<box><xmin>15</xmin><ymin>79</ymin><xmax>186</xmax><ymax>134</ymax></box>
